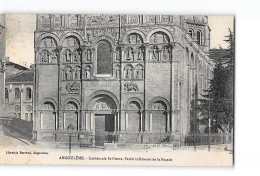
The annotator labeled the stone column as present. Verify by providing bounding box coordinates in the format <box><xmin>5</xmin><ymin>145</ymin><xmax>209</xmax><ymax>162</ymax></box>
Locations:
<box><xmin>117</xmin><ymin>111</ymin><xmax>120</xmax><ymax>131</ymax></box>
<box><xmin>40</xmin><ymin>111</ymin><xmax>43</xmax><ymax>130</ymax></box>
<box><xmin>76</xmin><ymin>111</ymin><xmax>79</xmax><ymax>131</ymax></box>
<box><xmin>114</xmin><ymin>112</ymin><xmax>117</xmax><ymax>132</ymax></box>
<box><xmin>140</xmin><ymin>111</ymin><xmax>143</xmax><ymax>132</ymax></box>
<box><xmin>125</xmin><ymin>112</ymin><xmax>128</xmax><ymax>131</ymax></box>
<box><xmin>85</xmin><ymin>112</ymin><xmax>89</xmax><ymax>131</ymax></box>
<box><xmin>149</xmin><ymin>112</ymin><xmax>152</xmax><ymax>132</ymax></box>
<box><xmin>55</xmin><ymin>111</ymin><xmax>58</xmax><ymax>130</ymax></box>
<box><xmin>63</xmin><ymin>112</ymin><xmax>66</xmax><ymax>130</ymax></box>
<box><xmin>167</xmin><ymin>111</ymin><xmax>170</xmax><ymax>132</ymax></box>
<box><xmin>90</xmin><ymin>112</ymin><xmax>94</xmax><ymax>131</ymax></box>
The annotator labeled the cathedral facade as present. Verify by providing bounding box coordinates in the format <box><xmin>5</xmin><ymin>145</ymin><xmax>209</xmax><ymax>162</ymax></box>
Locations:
<box><xmin>34</xmin><ymin>14</ymin><xmax>214</xmax><ymax>146</ymax></box>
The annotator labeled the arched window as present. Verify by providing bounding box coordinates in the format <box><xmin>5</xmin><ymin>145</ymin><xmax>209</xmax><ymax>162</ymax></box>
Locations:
<box><xmin>188</xmin><ymin>28</ymin><xmax>194</xmax><ymax>38</ymax></box>
<box><xmin>97</xmin><ymin>40</ymin><xmax>112</xmax><ymax>75</ymax></box>
<box><xmin>197</xmin><ymin>30</ymin><xmax>202</xmax><ymax>45</ymax></box>
<box><xmin>15</xmin><ymin>88</ymin><xmax>20</xmax><ymax>99</ymax></box>
<box><xmin>26</xmin><ymin>87</ymin><xmax>32</xmax><ymax>99</ymax></box>
<box><xmin>5</xmin><ymin>88</ymin><xmax>8</xmax><ymax>100</ymax></box>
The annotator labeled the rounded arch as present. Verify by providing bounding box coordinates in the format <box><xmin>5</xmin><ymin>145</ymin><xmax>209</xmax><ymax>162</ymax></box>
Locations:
<box><xmin>40</xmin><ymin>97</ymin><xmax>58</xmax><ymax>110</ymax></box>
<box><xmin>148</xmin><ymin>96</ymin><xmax>170</xmax><ymax>110</ymax></box>
<box><xmin>62</xmin><ymin>97</ymin><xmax>80</xmax><ymax>110</ymax></box>
<box><xmin>191</xmin><ymin>52</ymin><xmax>195</xmax><ymax>68</ymax></box>
<box><xmin>60</xmin><ymin>32</ymin><xmax>84</xmax><ymax>46</ymax></box>
<box><xmin>125</xmin><ymin>97</ymin><xmax>144</xmax><ymax>110</ymax></box>
<box><xmin>196</xmin><ymin>29</ymin><xmax>203</xmax><ymax>45</ymax></box>
<box><xmin>36</xmin><ymin>33</ymin><xmax>59</xmax><ymax>47</ymax></box>
<box><xmin>146</xmin><ymin>28</ymin><xmax>174</xmax><ymax>43</ymax></box>
<box><xmin>188</xmin><ymin>27</ymin><xmax>195</xmax><ymax>38</ymax></box>
<box><xmin>86</xmin><ymin>90</ymin><xmax>119</xmax><ymax>109</ymax></box>
<box><xmin>186</xmin><ymin>47</ymin><xmax>191</xmax><ymax>66</ymax></box>
<box><xmin>92</xmin><ymin>35</ymin><xmax>116</xmax><ymax>49</ymax></box>
<box><xmin>122</xmin><ymin>29</ymin><xmax>146</xmax><ymax>44</ymax></box>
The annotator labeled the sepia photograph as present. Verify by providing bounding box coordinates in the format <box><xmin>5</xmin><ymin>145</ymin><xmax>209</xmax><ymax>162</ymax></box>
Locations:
<box><xmin>0</xmin><ymin>13</ymin><xmax>234</xmax><ymax>166</ymax></box>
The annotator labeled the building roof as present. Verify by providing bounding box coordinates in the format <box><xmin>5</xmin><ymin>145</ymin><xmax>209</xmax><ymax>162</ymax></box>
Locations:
<box><xmin>209</xmin><ymin>49</ymin><xmax>230</xmax><ymax>63</ymax></box>
<box><xmin>6</xmin><ymin>70</ymin><xmax>34</xmax><ymax>83</ymax></box>
<box><xmin>6</xmin><ymin>61</ymin><xmax>28</xmax><ymax>70</ymax></box>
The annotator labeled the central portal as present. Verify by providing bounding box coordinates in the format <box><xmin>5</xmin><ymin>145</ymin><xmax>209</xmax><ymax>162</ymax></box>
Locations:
<box><xmin>95</xmin><ymin>114</ymin><xmax>114</xmax><ymax>146</ymax></box>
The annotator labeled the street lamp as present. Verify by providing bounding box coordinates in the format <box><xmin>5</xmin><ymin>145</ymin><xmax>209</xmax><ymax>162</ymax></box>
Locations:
<box><xmin>67</xmin><ymin>124</ymin><xmax>74</xmax><ymax>155</ymax></box>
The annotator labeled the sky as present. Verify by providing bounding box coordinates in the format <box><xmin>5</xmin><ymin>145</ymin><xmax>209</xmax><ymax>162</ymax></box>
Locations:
<box><xmin>5</xmin><ymin>14</ymin><xmax>234</xmax><ymax>67</ymax></box>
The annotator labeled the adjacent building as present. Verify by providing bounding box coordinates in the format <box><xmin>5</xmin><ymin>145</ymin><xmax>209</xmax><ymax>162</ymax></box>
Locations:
<box><xmin>4</xmin><ymin>69</ymin><xmax>34</xmax><ymax>121</ymax></box>
<box><xmin>34</xmin><ymin>14</ymin><xmax>214</xmax><ymax>146</ymax></box>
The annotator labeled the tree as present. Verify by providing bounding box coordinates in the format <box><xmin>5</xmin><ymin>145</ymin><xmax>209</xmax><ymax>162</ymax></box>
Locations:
<box><xmin>197</xmin><ymin>29</ymin><xmax>234</xmax><ymax>133</ymax></box>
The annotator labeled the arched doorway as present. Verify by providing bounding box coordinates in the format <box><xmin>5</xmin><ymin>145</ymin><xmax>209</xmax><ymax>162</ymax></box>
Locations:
<box><xmin>152</xmin><ymin>101</ymin><xmax>167</xmax><ymax>133</ymax></box>
<box><xmin>63</xmin><ymin>101</ymin><xmax>79</xmax><ymax>130</ymax></box>
<box><xmin>41</xmin><ymin>102</ymin><xmax>56</xmax><ymax>130</ymax></box>
<box><xmin>89</xmin><ymin>94</ymin><xmax>118</xmax><ymax>146</ymax></box>
<box><xmin>126</xmin><ymin>101</ymin><xmax>142</xmax><ymax>132</ymax></box>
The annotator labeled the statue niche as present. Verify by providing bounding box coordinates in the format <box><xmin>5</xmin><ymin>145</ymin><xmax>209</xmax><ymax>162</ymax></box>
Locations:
<box><xmin>162</xmin><ymin>46</ymin><xmax>170</xmax><ymax>60</ymax></box>
<box><xmin>84</xmin><ymin>66</ymin><xmax>91</xmax><ymax>79</ymax></box>
<box><xmin>73</xmin><ymin>49</ymin><xmax>81</xmax><ymax>63</ymax></box>
<box><xmin>135</xmin><ymin>65</ymin><xmax>143</xmax><ymax>79</ymax></box>
<box><xmin>151</xmin><ymin>46</ymin><xmax>159</xmax><ymax>60</ymax></box>
<box><xmin>64</xmin><ymin>49</ymin><xmax>72</xmax><ymax>63</ymax></box>
<box><xmin>124</xmin><ymin>65</ymin><xmax>133</xmax><ymax>79</ymax></box>
<box><xmin>50</xmin><ymin>50</ymin><xmax>58</xmax><ymax>63</ymax></box>
<box><xmin>64</xmin><ymin>66</ymin><xmax>72</xmax><ymax>80</ymax></box>
<box><xmin>126</xmin><ymin>47</ymin><xmax>134</xmax><ymax>61</ymax></box>
<box><xmin>114</xmin><ymin>65</ymin><xmax>120</xmax><ymax>79</ymax></box>
<box><xmin>41</xmin><ymin>50</ymin><xmax>49</xmax><ymax>63</ymax></box>
<box><xmin>74</xmin><ymin>66</ymin><xmax>81</xmax><ymax>80</ymax></box>
<box><xmin>137</xmin><ymin>47</ymin><xmax>144</xmax><ymax>61</ymax></box>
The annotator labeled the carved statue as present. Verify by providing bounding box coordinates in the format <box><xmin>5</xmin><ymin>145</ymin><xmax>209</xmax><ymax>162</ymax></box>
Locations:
<box><xmin>137</xmin><ymin>47</ymin><xmax>144</xmax><ymax>60</ymax></box>
<box><xmin>85</xmin><ymin>66</ymin><xmax>91</xmax><ymax>79</ymax></box>
<box><xmin>65</xmin><ymin>50</ymin><xmax>71</xmax><ymax>62</ymax></box>
<box><xmin>74</xmin><ymin>50</ymin><xmax>80</xmax><ymax>62</ymax></box>
<box><xmin>86</xmin><ymin>49</ymin><xmax>92</xmax><ymax>61</ymax></box>
<box><xmin>136</xmin><ymin>68</ymin><xmax>143</xmax><ymax>79</ymax></box>
<box><xmin>127</xmin><ymin>48</ymin><xmax>134</xmax><ymax>61</ymax></box>
<box><xmin>51</xmin><ymin>51</ymin><xmax>57</xmax><ymax>63</ymax></box>
<box><xmin>115</xmin><ymin>67</ymin><xmax>120</xmax><ymax>79</ymax></box>
<box><xmin>41</xmin><ymin>51</ymin><xmax>49</xmax><ymax>63</ymax></box>
<box><xmin>152</xmin><ymin>46</ymin><xmax>159</xmax><ymax>60</ymax></box>
<box><xmin>65</xmin><ymin>67</ymin><xmax>72</xmax><ymax>80</ymax></box>
<box><xmin>137</xmin><ymin>35</ymin><xmax>142</xmax><ymax>44</ymax></box>
<box><xmin>125</xmin><ymin>68</ymin><xmax>132</xmax><ymax>79</ymax></box>
<box><xmin>74</xmin><ymin>67</ymin><xmax>81</xmax><ymax>80</ymax></box>
<box><xmin>162</xmin><ymin>46</ymin><xmax>169</xmax><ymax>60</ymax></box>
<box><xmin>115</xmin><ymin>50</ymin><xmax>120</xmax><ymax>60</ymax></box>
<box><xmin>86</xmin><ymin>34</ymin><xmax>90</xmax><ymax>42</ymax></box>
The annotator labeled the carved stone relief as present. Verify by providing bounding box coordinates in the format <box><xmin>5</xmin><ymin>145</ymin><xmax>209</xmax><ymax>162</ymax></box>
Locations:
<box><xmin>26</xmin><ymin>105</ymin><xmax>32</xmax><ymax>112</ymax></box>
<box><xmin>124</xmin><ymin>82</ymin><xmax>139</xmax><ymax>92</ymax></box>
<box><xmin>94</xmin><ymin>100</ymin><xmax>112</xmax><ymax>110</ymax></box>
<box><xmin>66</xmin><ymin>82</ymin><xmax>81</xmax><ymax>94</ymax></box>
<box><xmin>152</xmin><ymin>101</ymin><xmax>166</xmax><ymax>110</ymax></box>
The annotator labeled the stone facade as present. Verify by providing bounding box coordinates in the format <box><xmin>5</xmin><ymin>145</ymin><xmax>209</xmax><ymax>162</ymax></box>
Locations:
<box><xmin>34</xmin><ymin>14</ymin><xmax>214</xmax><ymax>146</ymax></box>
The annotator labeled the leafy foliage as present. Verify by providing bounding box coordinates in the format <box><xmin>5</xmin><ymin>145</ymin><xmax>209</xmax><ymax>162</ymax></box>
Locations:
<box><xmin>196</xmin><ymin>29</ymin><xmax>234</xmax><ymax>133</ymax></box>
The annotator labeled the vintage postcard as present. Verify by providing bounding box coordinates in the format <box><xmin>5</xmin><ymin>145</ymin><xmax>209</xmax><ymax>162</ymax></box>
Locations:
<box><xmin>0</xmin><ymin>14</ymin><xmax>234</xmax><ymax>166</ymax></box>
